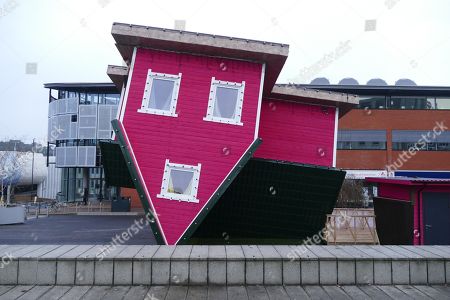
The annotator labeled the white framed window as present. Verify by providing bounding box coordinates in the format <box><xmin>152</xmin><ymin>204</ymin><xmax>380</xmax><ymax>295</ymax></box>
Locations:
<box><xmin>137</xmin><ymin>69</ymin><xmax>181</xmax><ymax>117</ymax></box>
<box><xmin>204</xmin><ymin>77</ymin><xmax>245</xmax><ymax>125</ymax></box>
<box><xmin>157</xmin><ymin>159</ymin><xmax>201</xmax><ymax>203</ymax></box>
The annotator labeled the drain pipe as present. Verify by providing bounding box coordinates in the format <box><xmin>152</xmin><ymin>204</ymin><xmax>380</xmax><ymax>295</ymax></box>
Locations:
<box><xmin>416</xmin><ymin>184</ymin><xmax>427</xmax><ymax>245</ymax></box>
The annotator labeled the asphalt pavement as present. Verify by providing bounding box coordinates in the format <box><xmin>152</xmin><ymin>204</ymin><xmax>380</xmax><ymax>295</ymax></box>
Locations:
<box><xmin>0</xmin><ymin>215</ymin><xmax>156</xmax><ymax>244</ymax></box>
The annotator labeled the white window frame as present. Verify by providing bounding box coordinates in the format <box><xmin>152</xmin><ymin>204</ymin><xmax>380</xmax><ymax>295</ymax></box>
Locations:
<box><xmin>157</xmin><ymin>159</ymin><xmax>201</xmax><ymax>203</ymax></box>
<box><xmin>203</xmin><ymin>77</ymin><xmax>245</xmax><ymax>125</ymax></box>
<box><xmin>137</xmin><ymin>69</ymin><xmax>181</xmax><ymax>117</ymax></box>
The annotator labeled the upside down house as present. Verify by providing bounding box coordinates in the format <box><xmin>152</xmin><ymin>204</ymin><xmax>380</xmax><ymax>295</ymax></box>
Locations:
<box><xmin>102</xmin><ymin>23</ymin><xmax>359</xmax><ymax>245</ymax></box>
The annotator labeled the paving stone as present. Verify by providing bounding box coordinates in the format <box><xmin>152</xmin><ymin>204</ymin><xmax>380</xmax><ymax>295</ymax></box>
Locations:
<box><xmin>226</xmin><ymin>246</ymin><xmax>245</xmax><ymax>285</ymax></box>
<box><xmin>132</xmin><ymin>245</ymin><xmax>158</xmax><ymax>285</ymax></box>
<box><xmin>102</xmin><ymin>286</ymin><xmax>130</xmax><ymax>300</ymax></box>
<box><xmin>166</xmin><ymin>285</ymin><xmax>188</xmax><ymax>300</ymax></box>
<box><xmin>56</xmin><ymin>261</ymin><xmax>76</xmax><ymax>285</ymax></box>
<box><xmin>75</xmin><ymin>260</ymin><xmax>94</xmax><ymax>285</ymax></box>
<box><xmin>189</xmin><ymin>246</ymin><xmax>208</xmax><ymax>285</ymax></box>
<box><xmin>409</xmin><ymin>260</ymin><xmax>428</xmax><ymax>284</ymax></box>
<box><xmin>301</xmin><ymin>260</ymin><xmax>319</xmax><ymax>285</ymax></box>
<box><xmin>242</xmin><ymin>245</ymin><xmax>263</xmax><ymax>285</ymax></box>
<box><xmin>36</xmin><ymin>260</ymin><xmax>57</xmax><ymax>285</ymax></box>
<box><xmin>428</xmin><ymin>260</ymin><xmax>446</xmax><ymax>284</ymax></box>
<box><xmin>275</xmin><ymin>245</ymin><xmax>300</xmax><ymax>285</ymax></box>
<box><xmin>123</xmin><ymin>286</ymin><xmax>149</xmax><ymax>300</ymax></box>
<box><xmin>258</xmin><ymin>246</ymin><xmax>282</xmax><ymax>285</ymax></box>
<box><xmin>186</xmin><ymin>286</ymin><xmax>208</xmax><ymax>300</ymax></box>
<box><xmin>227</xmin><ymin>285</ymin><xmax>248</xmax><ymax>300</ymax></box>
<box><xmin>171</xmin><ymin>245</ymin><xmax>192</xmax><ymax>285</ymax></box>
<box><xmin>58</xmin><ymin>286</ymin><xmax>91</xmax><ymax>300</ymax></box>
<box><xmin>207</xmin><ymin>285</ymin><xmax>227</xmax><ymax>300</ymax></box>
<box><xmin>18</xmin><ymin>260</ymin><xmax>38</xmax><ymax>285</ymax></box>
<box><xmin>151</xmin><ymin>246</ymin><xmax>175</xmax><ymax>285</ymax></box>
<box><xmin>0</xmin><ymin>260</ymin><xmax>18</xmax><ymax>285</ymax></box>
<box><xmin>308</xmin><ymin>246</ymin><xmax>337</xmax><ymax>285</ymax></box>
<box><xmin>94</xmin><ymin>260</ymin><xmax>113</xmax><ymax>285</ymax></box>
<box><xmin>392</xmin><ymin>261</ymin><xmax>409</xmax><ymax>284</ymax></box>
<box><xmin>39</xmin><ymin>285</ymin><xmax>72</xmax><ymax>300</ymax></box>
<box><xmin>246</xmin><ymin>285</ymin><xmax>269</xmax><ymax>300</ymax></box>
<box><xmin>340</xmin><ymin>246</ymin><xmax>373</xmax><ymax>285</ymax></box>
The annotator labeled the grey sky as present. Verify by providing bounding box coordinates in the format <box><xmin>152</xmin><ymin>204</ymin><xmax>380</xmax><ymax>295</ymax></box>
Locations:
<box><xmin>0</xmin><ymin>0</ymin><xmax>449</xmax><ymax>142</ymax></box>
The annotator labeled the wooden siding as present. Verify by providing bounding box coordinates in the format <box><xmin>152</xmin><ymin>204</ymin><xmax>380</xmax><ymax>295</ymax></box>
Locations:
<box><xmin>377</xmin><ymin>183</ymin><xmax>411</xmax><ymax>201</ymax></box>
<box><xmin>122</xmin><ymin>48</ymin><xmax>263</xmax><ymax>244</ymax></box>
<box><xmin>254</xmin><ymin>99</ymin><xmax>336</xmax><ymax>166</ymax></box>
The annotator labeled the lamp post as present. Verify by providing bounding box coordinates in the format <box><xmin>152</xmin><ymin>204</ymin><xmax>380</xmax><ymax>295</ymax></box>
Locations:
<box><xmin>31</xmin><ymin>138</ymin><xmax>35</xmax><ymax>201</ymax></box>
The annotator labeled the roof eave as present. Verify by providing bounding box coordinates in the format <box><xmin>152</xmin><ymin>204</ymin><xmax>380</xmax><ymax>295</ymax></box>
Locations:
<box><xmin>111</xmin><ymin>23</ymin><xmax>289</xmax><ymax>95</ymax></box>
<box><xmin>269</xmin><ymin>85</ymin><xmax>359</xmax><ymax>117</ymax></box>
<box><xmin>107</xmin><ymin>65</ymin><xmax>128</xmax><ymax>90</ymax></box>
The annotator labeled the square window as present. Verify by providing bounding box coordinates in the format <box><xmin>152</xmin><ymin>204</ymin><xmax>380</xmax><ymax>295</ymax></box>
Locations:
<box><xmin>138</xmin><ymin>69</ymin><xmax>181</xmax><ymax>117</ymax></box>
<box><xmin>168</xmin><ymin>169</ymin><xmax>194</xmax><ymax>194</ymax></box>
<box><xmin>157</xmin><ymin>159</ymin><xmax>201</xmax><ymax>203</ymax></box>
<box><xmin>204</xmin><ymin>77</ymin><xmax>245</xmax><ymax>125</ymax></box>
<box><xmin>148</xmin><ymin>79</ymin><xmax>175</xmax><ymax>110</ymax></box>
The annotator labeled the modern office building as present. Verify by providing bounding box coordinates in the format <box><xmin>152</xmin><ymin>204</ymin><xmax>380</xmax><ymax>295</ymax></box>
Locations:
<box><xmin>44</xmin><ymin>83</ymin><xmax>120</xmax><ymax>201</ymax></box>
<box><xmin>301</xmin><ymin>79</ymin><xmax>450</xmax><ymax>202</ymax></box>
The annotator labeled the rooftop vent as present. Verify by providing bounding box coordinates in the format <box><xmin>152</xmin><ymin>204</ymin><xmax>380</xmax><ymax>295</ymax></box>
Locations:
<box><xmin>367</xmin><ymin>78</ymin><xmax>388</xmax><ymax>86</ymax></box>
<box><xmin>395</xmin><ymin>78</ymin><xmax>417</xmax><ymax>86</ymax></box>
<box><xmin>338</xmin><ymin>78</ymin><xmax>359</xmax><ymax>85</ymax></box>
<box><xmin>174</xmin><ymin>20</ymin><xmax>186</xmax><ymax>31</ymax></box>
<box><xmin>310</xmin><ymin>77</ymin><xmax>330</xmax><ymax>85</ymax></box>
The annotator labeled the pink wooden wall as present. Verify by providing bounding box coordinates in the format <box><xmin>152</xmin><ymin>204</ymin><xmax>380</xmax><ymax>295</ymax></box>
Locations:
<box><xmin>375</xmin><ymin>183</ymin><xmax>450</xmax><ymax>245</ymax></box>
<box><xmin>254</xmin><ymin>99</ymin><xmax>336</xmax><ymax>167</ymax></box>
<box><xmin>121</xmin><ymin>48</ymin><xmax>263</xmax><ymax>244</ymax></box>
<box><xmin>377</xmin><ymin>183</ymin><xmax>411</xmax><ymax>201</ymax></box>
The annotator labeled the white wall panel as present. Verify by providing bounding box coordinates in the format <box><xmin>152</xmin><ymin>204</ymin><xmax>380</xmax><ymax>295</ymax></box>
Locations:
<box><xmin>78</xmin><ymin>105</ymin><xmax>97</xmax><ymax>139</ymax></box>
<box><xmin>77</xmin><ymin>146</ymin><xmax>97</xmax><ymax>167</ymax></box>
<box><xmin>97</xmin><ymin>105</ymin><xmax>117</xmax><ymax>140</ymax></box>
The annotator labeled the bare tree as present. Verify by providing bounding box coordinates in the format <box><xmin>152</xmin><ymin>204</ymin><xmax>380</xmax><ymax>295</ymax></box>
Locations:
<box><xmin>336</xmin><ymin>179</ymin><xmax>366</xmax><ymax>208</ymax></box>
<box><xmin>0</xmin><ymin>150</ymin><xmax>27</xmax><ymax>205</ymax></box>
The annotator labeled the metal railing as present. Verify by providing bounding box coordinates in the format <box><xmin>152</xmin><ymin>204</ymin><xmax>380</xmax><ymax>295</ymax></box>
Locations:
<box><xmin>25</xmin><ymin>201</ymin><xmax>111</xmax><ymax>218</ymax></box>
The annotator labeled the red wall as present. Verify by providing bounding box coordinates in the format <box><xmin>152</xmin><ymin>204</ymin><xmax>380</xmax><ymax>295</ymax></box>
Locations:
<box><xmin>121</xmin><ymin>48</ymin><xmax>263</xmax><ymax>244</ymax></box>
<box><xmin>377</xmin><ymin>183</ymin><xmax>411</xmax><ymax>201</ymax></box>
<box><xmin>337</xmin><ymin>109</ymin><xmax>450</xmax><ymax>171</ymax></box>
<box><xmin>254</xmin><ymin>99</ymin><xmax>336</xmax><ymax>167</ymax></box>
<box><xmin>120</xmin><ymin>188</ymin><xmax>143</xmax><ymax>211</ymax></box>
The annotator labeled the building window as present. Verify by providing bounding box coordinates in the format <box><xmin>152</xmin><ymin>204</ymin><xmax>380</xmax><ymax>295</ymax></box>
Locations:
<box><xmin>358</xmin><ymin>96</ymin><xmax>387</xmax><ymax>109</ymax></box>
<box><xmin>392</xmin><ymin>142</ymin><xmax>450</xmax><ymax>151</ymax></box>
<box><xmin>392</xmin><ymin>130</ymin><xmax>450</xmax><ymax>151</ymax></box>
<box><xmin>157</xmin><ymin>159</ymin><xmax>201</xmax><ymax>203</ymax></box>
<box><xmin>87</xmin><ymin>93</ymin><xmax>99</xmax><ymax>104</ymax></box>
<box><xmin>138</xmin><ymin>69</ymin><xmax>181</xmax><ymax>117</ymax></box>
<box><xmin>103</xmin><ymin>94</ymin><xmax>120</xmax><ymax>105</ymax></box>
<box><xmin>358</xmin><ymin>96</ymin><xmax>450</xmax><ymax>110</ymax></box>
<box><xmin>204</xmin><ymin>77</ymin><xmax>245</xmax><ymax>125</ymax></box>
<box><xmin>435</xmin><ymin>98</ymin><xmax>450</xmax><ymax>109</ymax></box>
<box><xmin>337</xmin><ymin>130</ymin><xmax>387</xmax><ymax>150</ymax></box>
<box><xmin>388</xmin><ymin>97</ymin><xmax>433</xmax><ymax>109</ymax></box>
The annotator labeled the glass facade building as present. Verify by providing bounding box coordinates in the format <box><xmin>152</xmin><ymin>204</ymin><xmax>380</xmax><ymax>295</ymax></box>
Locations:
<box><xmin>45</xmin><ymin>83</ymin><xmax>120</xmax><ymax>202</ymax></box>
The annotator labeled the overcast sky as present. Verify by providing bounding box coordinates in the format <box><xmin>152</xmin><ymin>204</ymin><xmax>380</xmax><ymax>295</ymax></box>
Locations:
<box><xmin>0</xmin><ymin>0</ymin><xmax>449</xmax><ymax>142</ymax></box>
